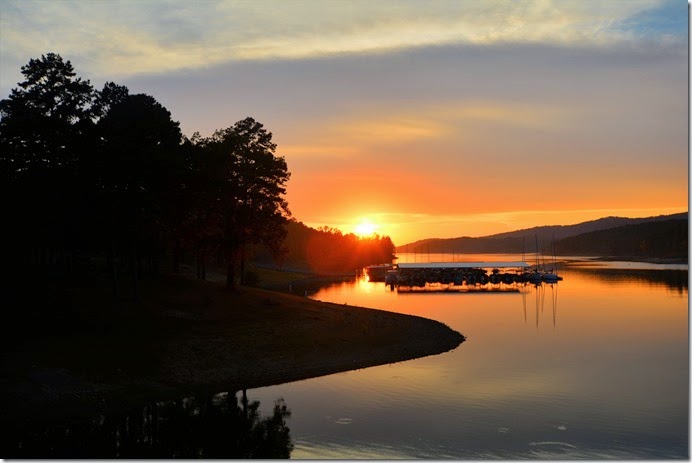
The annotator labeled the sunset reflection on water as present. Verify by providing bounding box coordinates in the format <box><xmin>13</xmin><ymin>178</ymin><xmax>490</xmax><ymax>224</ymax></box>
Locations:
<box><xmin>251</xmin><ymin>257</ymin><xmax>688</xmax><ymax>459</ymax></box>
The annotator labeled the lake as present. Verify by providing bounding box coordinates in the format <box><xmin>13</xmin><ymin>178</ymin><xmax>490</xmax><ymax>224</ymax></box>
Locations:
<box><xmin>247</xmin><ymin>254</ymin><xmax>688</xmax><ymax>459</ymax></box>
<box><xmin>6</xmin><ymin>255</ymin><xmax>687</xmax><ymax>458</ymax></box>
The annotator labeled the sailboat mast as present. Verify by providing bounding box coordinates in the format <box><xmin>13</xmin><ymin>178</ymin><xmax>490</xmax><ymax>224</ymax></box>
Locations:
<box><xmin>522</xmin><ymin>237</ymin><xmax>525</xmax><ymax>262</ymax></box>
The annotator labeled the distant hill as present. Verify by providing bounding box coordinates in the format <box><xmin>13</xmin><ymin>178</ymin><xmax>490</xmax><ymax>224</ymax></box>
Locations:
<box><xmin>553</xmin><ymin>219</ymin><xmax>687</xmax><ymax>258</ymax></box>
<box><xmin>397</xmin><ymin>212</ymin><xmax>688</xmax><ymax>257</ymax></box>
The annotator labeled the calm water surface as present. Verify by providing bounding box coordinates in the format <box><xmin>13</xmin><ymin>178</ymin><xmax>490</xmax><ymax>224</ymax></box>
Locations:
<box><xmin>248</xmin><ymin>255</ymin><xmax>688</xmax><ymax>459</ymax></box>
<box><xmin>7</xmin><ymin>256</ymin><xmax>687</xmax><ymax>458</ymax></box>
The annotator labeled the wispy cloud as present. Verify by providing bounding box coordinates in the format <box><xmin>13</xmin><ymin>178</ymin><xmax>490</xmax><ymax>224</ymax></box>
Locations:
<box><xmin>1</xmin><ymin>0</ymin><xmax>684</xmax><ymax>92</ymax></box>
<box><xmin>0</xmin><ymin>0</ymin><xmax>685</xmax><ymax>242</ymax></box>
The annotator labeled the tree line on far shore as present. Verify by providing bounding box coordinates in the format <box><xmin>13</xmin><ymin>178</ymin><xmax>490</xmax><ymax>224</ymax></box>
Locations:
<box><xmin>0</xmin><ymin>52</ymin><xmax>395</xmax><ymax>302</ymax></box>
<box><xmin>253</xmin><ymin>220</ymin><xmax>395</xmax><ymax>274</ymax></box>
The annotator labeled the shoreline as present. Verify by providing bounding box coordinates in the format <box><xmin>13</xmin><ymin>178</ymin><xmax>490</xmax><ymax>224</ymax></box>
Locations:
<box><xmin>586</xmin><ymin>256</ymin><xmax>688</xmax><ymax>265</ymax></box>
<box><xmin>1</xmin><ymin>274</ymin><xmax>464</xmax><ymax>440</ymax></box>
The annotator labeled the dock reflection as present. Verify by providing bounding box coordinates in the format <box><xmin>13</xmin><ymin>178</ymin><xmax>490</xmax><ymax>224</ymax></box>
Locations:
<box><xmin>521</xmin><ymin>282</ymin><xmax>559</xmax><ymax>328</ymax></box>
<box><xmin>4</xmin><ymin>390</ymin><xmax>293</xmax><ymax>459</ymax></box>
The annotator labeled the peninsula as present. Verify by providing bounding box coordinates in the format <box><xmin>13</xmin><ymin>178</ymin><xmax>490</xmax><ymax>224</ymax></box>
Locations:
<box><xmin>1</xmin><ymin>273</ymin><xmax>465</xmax><ymax>438</ymax></box>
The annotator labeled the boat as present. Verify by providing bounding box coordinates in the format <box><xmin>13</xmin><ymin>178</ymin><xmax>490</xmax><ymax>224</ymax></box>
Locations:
<box><xmin>365</xmin><ymin>264</ymin><xmax>394</xmax><ymax>282</ymax></box>
<box><xmin>542</xmin><ymin>235</ymin><xmax>563</xmax><ymax>282</ymax></box>
<box><xmin>542</xmin><ymin>271</ymin><xmax>563</xmax><ymax>282</ymax></box>
<box><xmin>528</xmin><ymin>270</ymin><xmax>543</xmax><ymax>283</ymax></box>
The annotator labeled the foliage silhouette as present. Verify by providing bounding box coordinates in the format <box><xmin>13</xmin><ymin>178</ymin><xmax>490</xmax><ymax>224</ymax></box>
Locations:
<box><xmin>0</xmin><ymin>53</ymin><xmax>95</xmax><ymax>176</ymax></box>
<box><xmin>3</xmin><ymin>391</ymin><xmax>293</xmax><ymax>458</ymax></box>
<box><xmin>94</xmin><ymin>93</ymin><xmax>184</xmax><ymax>297</ymax></box>
<box><xmin>0</xmin><ymin>51</ymin><xmax>398</xmax><ymax>325</ymax></box>
<box><xmin>0</xmin><ymin>53</ymin><xmax>100</xmax><ymax>310</ymax></box>
<box><xmin>272</xmin><ymin>220</ymin><xmax>396</xmax><ymax>273</ymax></box>
<box><xmin>186</xmin><ymin>118</ymin><xmax>291</xmax><ymax>289</ymax></box>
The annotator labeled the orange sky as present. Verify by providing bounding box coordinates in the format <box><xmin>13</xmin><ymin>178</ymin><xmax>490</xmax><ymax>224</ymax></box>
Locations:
<box><xmin>2</xmin><ymin>1</ymin><xmax>688</xmax><ymax>246</ymax></box>
<box><xmin>280</xmin><ymin>98</ymin><xmax>687</xmax><ymax>244</ymax></box>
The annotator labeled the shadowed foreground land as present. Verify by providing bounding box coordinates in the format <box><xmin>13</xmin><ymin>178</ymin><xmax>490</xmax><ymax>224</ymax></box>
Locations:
<box><xmin>1</xmin><ymin>275</ymin><xmax>464</xmax><ymax>443</ymax></box>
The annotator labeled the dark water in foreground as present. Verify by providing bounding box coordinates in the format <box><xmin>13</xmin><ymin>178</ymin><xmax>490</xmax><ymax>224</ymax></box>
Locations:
<box><xmin>5</xmin><ymin>256</ymin><xmax>688</xmax><ymax>458</ymax></box>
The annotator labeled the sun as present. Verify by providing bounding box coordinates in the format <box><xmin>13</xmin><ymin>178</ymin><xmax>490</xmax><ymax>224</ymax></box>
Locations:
<box><xmin>354</xmin><ymin>218</ymin><xmax>379</xmax><ymax>237</ymax></box>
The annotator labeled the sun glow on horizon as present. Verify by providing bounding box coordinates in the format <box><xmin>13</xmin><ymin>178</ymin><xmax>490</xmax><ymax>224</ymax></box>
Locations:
<box><xmin>353</xmin><ymin>218</ymin><xmax>379</xmax><ymax>237</ymax></box>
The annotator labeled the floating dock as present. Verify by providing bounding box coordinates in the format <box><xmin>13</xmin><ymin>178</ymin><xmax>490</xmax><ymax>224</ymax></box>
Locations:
<box><xmin>384</xmin><ymin>261</ymin><xmax>560</xmax><ymax>292</ymax></box>
<box><xmin>397</xmin><ymin>261</ymin><xmax>531</xmax><ymax>269</ymax></box>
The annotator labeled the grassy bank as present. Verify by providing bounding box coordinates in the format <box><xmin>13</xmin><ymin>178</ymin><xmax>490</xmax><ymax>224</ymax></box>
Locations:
<box><xmin>1</xmin><ymin>272</ymin><xmax>464</xmax><ymax>437</ymax></box>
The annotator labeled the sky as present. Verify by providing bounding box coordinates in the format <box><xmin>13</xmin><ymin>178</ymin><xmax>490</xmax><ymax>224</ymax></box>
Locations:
<box><xmin>1</xmin><ymin>0</ymin><xmax>688</xmax><ymax>245</ymax></box>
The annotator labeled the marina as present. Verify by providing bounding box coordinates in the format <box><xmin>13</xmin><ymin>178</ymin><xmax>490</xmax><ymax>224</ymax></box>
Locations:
<box><xmin>368</xmin><ymin>260</ymin><xmax>563</xmax><ymax>292</ymax></box>
<box><xmin>257</xmin><ymin>257</ymin><xmax>688</xmax><ymax>459</ymax></box>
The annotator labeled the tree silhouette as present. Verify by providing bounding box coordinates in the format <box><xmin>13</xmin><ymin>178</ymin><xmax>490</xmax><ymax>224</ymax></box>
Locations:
<box><xmin>1</xmin><ymin>53</ymin><xmax>295</xmax><ymax>306</ymax></box>
<box><xmin>95</xmin><ymin>93</ymin><xmax>183</xmax><ymax>298</ymax></box>
<box><xmin>174</xmin><ymin>132</ymin><xmax>224</xmax><ymax>280</ymax></box>
<box><xmin>190</xmin><ymin>118</ymin><xmax>291</xmax><ymax>289</ymax></box>
<box><xmin>275</xmin><ymin>220</ymin><xmax>396</xmax><ymax>273</ymax></box>
<box><xmin>93</xmin><ymin>81</ymin><xmax>130</xmax><ymax>119</ymax></box>
<box><xmin>4</xmin><ymin>392</ymin><xmax>294</xmax><ymax>458</ymax></box>
<box><xmin>0</xmin><ymin>53</ymin><xmax>95</xmax><ymax>176</ymax></box>
<box><xmin>0</xmin><ymin>53</ymin><xmax>98</xmax><ymax>289</ymax></box>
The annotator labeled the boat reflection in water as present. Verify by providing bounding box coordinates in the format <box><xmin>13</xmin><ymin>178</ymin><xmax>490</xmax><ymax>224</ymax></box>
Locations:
<box><xmin>5</xmin><ymin>390</ymin><xmax>293</xmax><ymax>459</ymax></box>
<box><xmin>269</xmin><ymin>256</ymin><xmax>687</xmax><ymax>459</ymax></box>
<box><xmin>5</xmin><ymin>257</ymin><xmax>686</xmax><ymax>459</ymax></box>
<box><xmin>521</xmin><ymin>281</ymin><xmax>560</xmax><ymax>328</ymax></box>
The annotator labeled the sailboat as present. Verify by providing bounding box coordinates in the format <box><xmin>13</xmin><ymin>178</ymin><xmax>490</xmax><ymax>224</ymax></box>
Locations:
<box><xmin>542</xmin><ymin>235</ymin><xmax>563</xmax><ymax>282</ymax></box>
<box><xmin>527</xmin><ymin>235</ymin><xmax>543</xmax><ymax>283</ymax></box>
